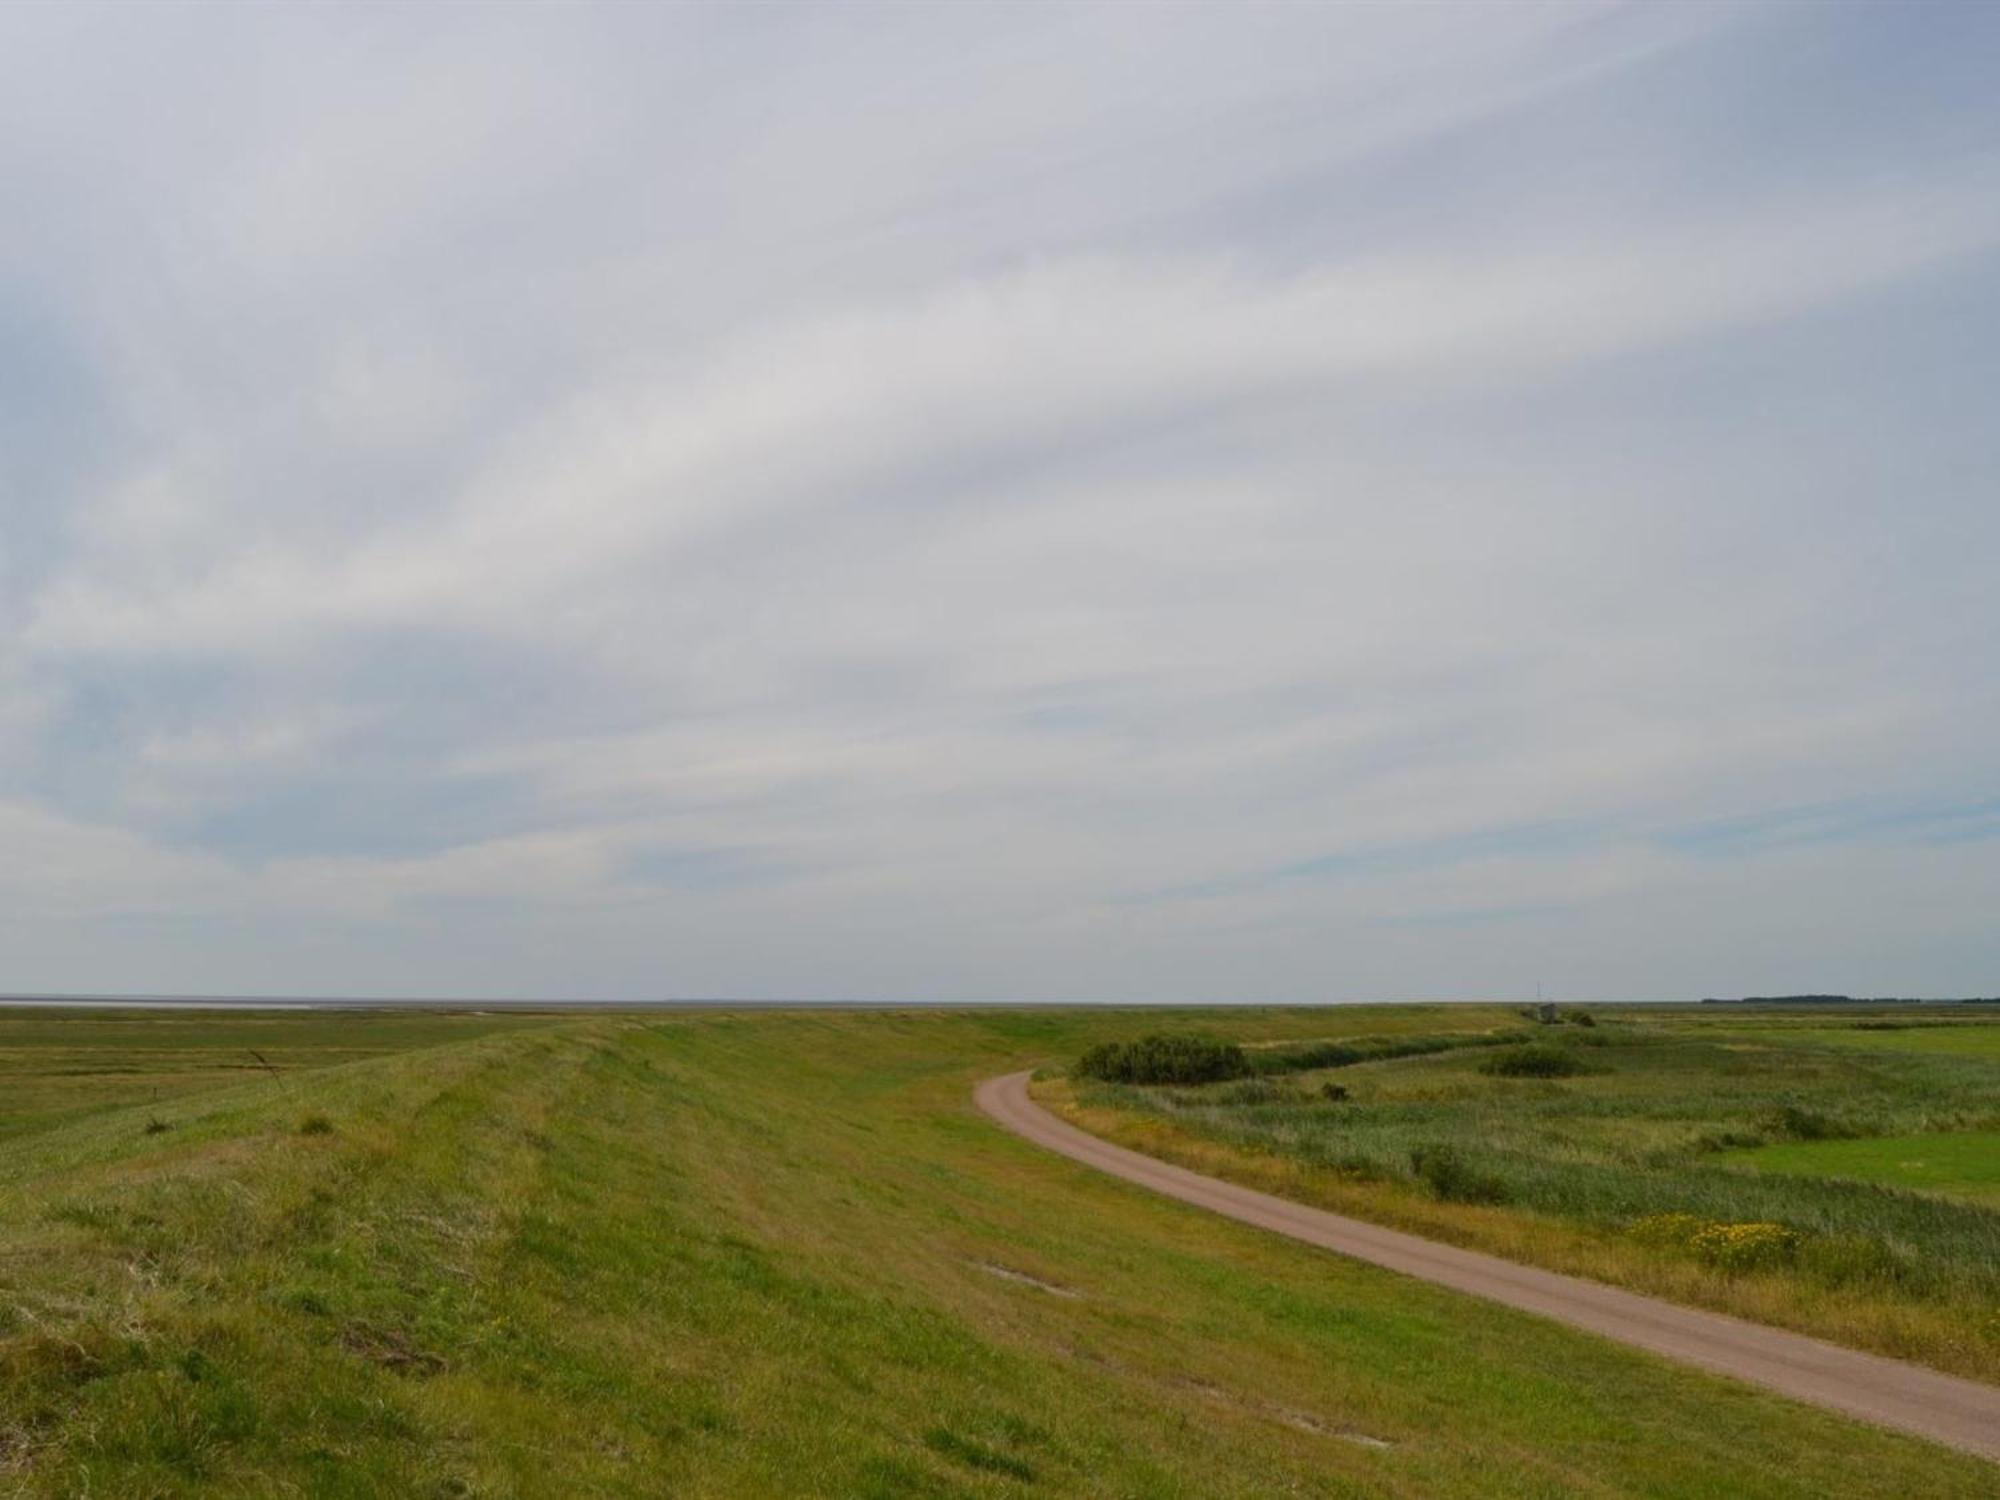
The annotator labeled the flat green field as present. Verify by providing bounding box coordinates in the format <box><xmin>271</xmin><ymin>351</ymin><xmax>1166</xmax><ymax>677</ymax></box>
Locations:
<box><xmin>1053</xmin><ymin>1007</ymin><xmax>2000</xmax><ymax>1382</ymax></box>
<box><xmin>1726</xmin><ymin>1130</ymin><xmax>2000</xmax><ymax>1205</ymax></box>
<box><xmin>1741</xmin><ymin>1025</ymin><xmax>2000</xmax><ymax>1059</ymax></box>
<box><xmin>0</xmin><ymin>1005</ymin><xmax>1991</xmax><ymax>1497</ymax></box>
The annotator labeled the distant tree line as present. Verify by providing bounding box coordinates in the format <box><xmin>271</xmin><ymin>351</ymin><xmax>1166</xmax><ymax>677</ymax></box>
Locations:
<box><xmin>1700</xmin><ymin>995</ymin><xmax>2000</xmax><ymax>1005</ymax></box>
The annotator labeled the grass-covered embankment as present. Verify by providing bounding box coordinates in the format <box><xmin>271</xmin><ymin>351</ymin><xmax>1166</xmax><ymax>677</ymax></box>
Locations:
<box><xmin>0</xmin><ymin>1005</ymin><xmax>1992</xmax><ymax>1496</ymax></box>
<box><xmin>1046</xmin><ymin>1007</ymin><xmax>2000</xmax><ymax>1379</ymax></box>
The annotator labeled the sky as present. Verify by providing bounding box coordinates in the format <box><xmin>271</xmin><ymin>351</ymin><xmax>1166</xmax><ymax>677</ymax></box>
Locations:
<box><xmin>2</xmin><ymin>1</ymin><xmax>1998</xmax><ymax>1003</ymax></box>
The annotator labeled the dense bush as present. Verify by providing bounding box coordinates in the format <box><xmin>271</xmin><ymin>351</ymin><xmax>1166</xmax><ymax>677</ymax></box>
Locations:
<box><xmin>1480</xmin><ymin>1044</ymin><xmax>1589</xmax><ymax>1079</ymax></box>
<box><xmin>1409</xmin><ymin>1144</ymin><xmax>1510</xmax><ymax>1204</ymax></box>
<box><xmin>1075</xmin><ymin>1033</ymin><xmax>1248</xmax><ymax>1085</ymax></box>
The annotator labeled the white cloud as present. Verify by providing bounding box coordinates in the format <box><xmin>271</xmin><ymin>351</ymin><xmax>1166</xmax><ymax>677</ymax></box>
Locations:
<box><xmin>2</xmin><ymin>1</ymin><xmax>1998</xmax><ymax>999</ymax></box>
<box><xmin>37</xmin><ymin>163</ymin><xmax>2000</xmax><ymax>661</ymax></box>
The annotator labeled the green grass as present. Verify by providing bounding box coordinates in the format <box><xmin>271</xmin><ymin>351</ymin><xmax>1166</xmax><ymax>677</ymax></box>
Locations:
<box><xmin>0</xmin><ymin>1005</ymin><xmax>1992</xmax><ymax>1496</ymax></box>
<box><xmin>1726</xmin><ymin>1130</ymin><xmax>2000</xmax><ymax>1205</ymax></box>
<box><xmin>1745</xmin><ymin>1025</ymin><xmax>2000</xmax><ymax>1059</ymax></box>
<box><xmin>0</xmin><ymin>1008</ymin><xmax>549</xmax><ymax>1143</ymax></box>
<box><xmin>1056</xmin><ymin>1008</ymin><xmax>2000</xmax><ymax>1379</ymax></box>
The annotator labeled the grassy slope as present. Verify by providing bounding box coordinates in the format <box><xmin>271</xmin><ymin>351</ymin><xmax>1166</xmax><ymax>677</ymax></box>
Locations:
<box><xmin>0</xmin><ymin>1007</ymin><xmax>1991</xmax><ymax>1498</ymax></box>
<box><xmin>1045</xmin><ymin>1011</ymin><xmax>2000</xmax><ymax>1379</ymax></box>
<box><xmin>0</xmin><ymin>1010</ymin><xmax>550</xmax><ymax>1143</ymax></box>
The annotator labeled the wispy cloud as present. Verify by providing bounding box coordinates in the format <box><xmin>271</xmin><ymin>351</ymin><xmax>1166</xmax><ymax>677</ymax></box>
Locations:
<box><xmin>2</xmin><ymin>1</ymin><xmax>1998</xmax><ymax>1000</ymax></box>
<box><xmin>1660</xmin><ymin>799</ymin><xmax>2000</xmax><ymax>857</ymax></box>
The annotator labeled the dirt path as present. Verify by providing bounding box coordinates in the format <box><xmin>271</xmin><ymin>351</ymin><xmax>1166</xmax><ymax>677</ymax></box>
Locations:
<box><xmin>976</xmin><ymin>1070</ymin><xmax>2000</xmax><ymax>1463</ymax></box>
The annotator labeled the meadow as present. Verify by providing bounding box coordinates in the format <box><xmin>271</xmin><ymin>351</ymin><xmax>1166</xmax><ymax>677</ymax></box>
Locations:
<box><xmin>0</xmin><ymin>1010</ymin><xmax>546</xmax><ymax>1142</ymax></box>
<box><xmin>0</xmin><ymin>1004</ymin><xmax>1992</xmax><ymax>1497</ymax></box>
<box><xmin>1725</xmin><ymin>1129</ymin><xmax>2000</xmax><ymax>1205</ymax></box>
<box><xmin>1049</xmin><ymin>1006</ymin><xmax>2000</xmax><ymax>1380</ymax></box>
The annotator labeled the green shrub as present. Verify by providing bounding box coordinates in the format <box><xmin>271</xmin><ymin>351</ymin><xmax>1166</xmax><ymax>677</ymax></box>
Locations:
<box><xmin>1409</xmin><ymin>1144</ymin><xmax>1509</xmax><ymax>1204</ymax></box>
<box><xmin>1480</xmin><ymin>1045</ymin><xmax>1589</xmax><ymax>1078</ymax></box>
<box><xmin>1075</xmin><ymin>1033</ymin><xmax>1248</xmax><ymax>1085</ymax></box>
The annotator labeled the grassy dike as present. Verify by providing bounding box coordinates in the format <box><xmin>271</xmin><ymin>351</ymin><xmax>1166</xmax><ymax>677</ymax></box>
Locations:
<box><xmin>0</xmin><ymin>1007</ymin><xmax>1991</xmax><ymax>1497</ymax></box>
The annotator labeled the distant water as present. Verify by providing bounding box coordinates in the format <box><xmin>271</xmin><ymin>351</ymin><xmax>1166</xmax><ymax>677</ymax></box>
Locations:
<box><xmin>0</xmin><ymin>994</ymin><xmax>786</xmax><ymax>1011</ymax></box>
<box><xmin>0</xmin><ymin>994</ymin><xmax>1384</xmax><ymax>1011</ymax></box>
<box><xmin>0</xmin><ymin>995</ymin><xmax>326</xmax><ymax>1010</ymax></box>
<box><xmin>0</xmin><ymin>994</ymin><xmax>1109</xmax><ymax>1011</ymax></box>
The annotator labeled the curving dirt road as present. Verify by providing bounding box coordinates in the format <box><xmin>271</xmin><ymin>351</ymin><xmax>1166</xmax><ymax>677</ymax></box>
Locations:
<box><xmin>976</xmin><ymin>1070</ymin><xmax>2000</xmax><ymax>1463</ymax></box>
